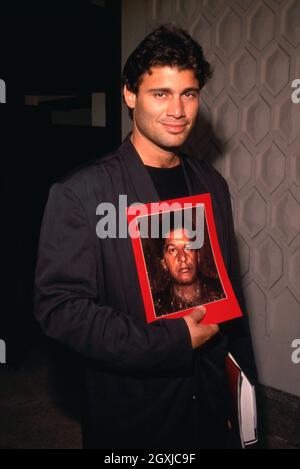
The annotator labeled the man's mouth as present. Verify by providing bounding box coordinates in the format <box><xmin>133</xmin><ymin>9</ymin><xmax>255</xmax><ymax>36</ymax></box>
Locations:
<box><xmin>178</xmin><ymin>267</ymin><xmax>190</xmax><ymax>273</ymax></box>
<box><xmin>160</xmin><ymin>122</ymin><xmax>188</xmax><ymax>134</ymax></box>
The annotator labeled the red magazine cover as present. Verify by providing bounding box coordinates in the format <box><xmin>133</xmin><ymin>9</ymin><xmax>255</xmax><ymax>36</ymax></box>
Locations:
<box><xmin>127</xmin><ymin>193</ymin><xmax>243</xmax><ymax>324</ymax></box>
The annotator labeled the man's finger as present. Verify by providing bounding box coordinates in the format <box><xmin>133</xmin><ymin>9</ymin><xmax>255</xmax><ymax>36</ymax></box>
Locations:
<box><xmin>190</xmin><ymin>305</ymin><xmax>206</xmax><ymax>322</ymax></box>
<box><xmin>206</xmin><ymin>324</ymin><xmax>219</xmax><ymax>335</ymax></box>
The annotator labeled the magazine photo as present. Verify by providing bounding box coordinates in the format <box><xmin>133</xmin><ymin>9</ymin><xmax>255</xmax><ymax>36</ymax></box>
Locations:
<box><xmin>127</xmin><ymin>194</ymin><xmax>243</xmax><ymax>324</ymax></box>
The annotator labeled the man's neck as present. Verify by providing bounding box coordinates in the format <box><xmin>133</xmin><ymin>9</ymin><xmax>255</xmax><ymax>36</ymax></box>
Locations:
<box><xmin>130</xmin><ymin>133</ymin><xmax>180</xmax><ymax>168</ymax></box>
<box><xmin>173</xmin><ymin>283</ymin><xmax>201</xmax><ymax>303</ymax></box>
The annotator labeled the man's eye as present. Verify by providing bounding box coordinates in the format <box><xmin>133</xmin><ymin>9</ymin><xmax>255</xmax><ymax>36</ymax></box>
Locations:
<box><xmin>153</xmin><ymin>92</ymin><xmax>167</xmax><ymax>98</ymax></box>
<box><xmin>168</xmin><ymin>247</ymin><xmax>178</xmax><ymax>255</ymax></box>
<box><xmin>183</xmin><ymin>92</ymin><xmax>197</xmax><ymax>99</ymax></box>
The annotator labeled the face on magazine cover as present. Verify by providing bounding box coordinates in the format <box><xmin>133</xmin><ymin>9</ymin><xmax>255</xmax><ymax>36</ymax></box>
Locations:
<box><xmin>161</xmin><ymin>227</ymin><xmax>200</xmax><ymax>286</ymax></box>
<box><xmin>153</xmin><ymin>224</ymin><xmax>225</xmax><ymax>317</ymax></box>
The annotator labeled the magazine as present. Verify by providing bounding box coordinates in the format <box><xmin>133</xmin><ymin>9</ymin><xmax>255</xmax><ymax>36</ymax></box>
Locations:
<box><xmin>127</xmin><ymin>193</ymin><xmax>243</xmax><ymax>324</ymax></box>
<box><xmin>226</xmin><ymin>353</ymin><xmax>258</xmax><ymax>448</ymax></box>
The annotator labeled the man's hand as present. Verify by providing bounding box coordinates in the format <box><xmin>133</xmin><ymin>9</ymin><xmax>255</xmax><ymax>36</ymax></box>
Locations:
<box><xmin>183</xmin><ymin>306</ymin><xmax>219</xmax><ymax>349</ymax></box>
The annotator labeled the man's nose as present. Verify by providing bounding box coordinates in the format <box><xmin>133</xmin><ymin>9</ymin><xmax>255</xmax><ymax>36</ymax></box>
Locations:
<box><xmin>166</xmin><ymin>96</ymin><xmax>186</xmax><ymax>118</ymax></box>
<box><xmin>177</xmin><ymin>249</ymin><xmax>188</xmax><ymax>262</ymax></box>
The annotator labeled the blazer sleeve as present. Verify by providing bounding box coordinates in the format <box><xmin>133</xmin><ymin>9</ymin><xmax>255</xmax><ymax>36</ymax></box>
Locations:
<box><xmin>220</xmin><ymin>179</ymin><xmax>258</xmax><ymax>383</ymax></box>
<box><xmin>34</xmin><ymin>182</ymin><xmax>193</xmax><ymax>374</ymax></box>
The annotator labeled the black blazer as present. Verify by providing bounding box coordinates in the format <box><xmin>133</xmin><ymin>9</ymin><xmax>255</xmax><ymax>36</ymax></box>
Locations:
<box><xmin>35</xmin><ymin>136</ymin><xmax>256</xmax><ymax>448</ymax></box>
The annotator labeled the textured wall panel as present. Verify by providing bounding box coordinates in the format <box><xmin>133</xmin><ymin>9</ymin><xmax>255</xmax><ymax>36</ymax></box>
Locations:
<box><xmin>226</xmin><ymin>143</ymin><xmax>252</xmax><ymax>190</ymax></box>
<box><xmin>262</xmin><ymin>45</ymin><xmax>290</xmax><ymax>96</ymax></box>
<box><xmin>230</xmin><ymin>50</ymin><xmax>257</xmax><ymax>97</ymax></box>
<box><xmin>243</xmin><ymin>94</ymin><xmax>271</xmax><ymax>145</ymax></box>
<box><xmin>216</xmin><ymin>8</ymin><xmax>242</xmax><ymax>57</ymax></box>
<box><xmin>253</xmin><ymin>236</ymin><xmax>283</xmax><ymax>288</ymax></box>
<box><xmin>240</xmin><ymin>189</ymin><xmax>267</xmax><ymax>237</ymax></box>
<box><xmin>288</xmin><ymin>234</ymin><xmax>300</xmax><ymax>302</ymax></box>
<box><xmin>256</xmin><ymin>143</ymin><xmax>285</xmax><ymax>193</ymax></box>
<box><xmin>272</xmin><ymin>192</ymin><xmax>300</xmax><ymax>244</ymax></box>
<box><xmin>281</xmin><ymin>0</ymin><xmax>300</xmax><ymax>47</ymax></box>
<box><xmin>247</xmin><ymin>2</ymin><xmax>275</xmax><ymax>50</ymax></box>
<box><xmin>205</xmin><ymin>56</ymin><xmax>225</xmax><ymax>98</ymax></box>
<box><xmin>213</xmin><ymin>95</ymin><xmax>239</xmax><ymax>142</ymax></box>
<box><xmin>122</xmin><ymin>0</ymin><xmax>300</xmax><ymax>396</ymax></box>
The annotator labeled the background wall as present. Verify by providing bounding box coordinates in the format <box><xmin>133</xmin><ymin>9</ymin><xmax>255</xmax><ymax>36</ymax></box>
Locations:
<box><xmin>122</xmin><ymin>0</ymin><xmax>300</xmax><ymax>397</ymax></box>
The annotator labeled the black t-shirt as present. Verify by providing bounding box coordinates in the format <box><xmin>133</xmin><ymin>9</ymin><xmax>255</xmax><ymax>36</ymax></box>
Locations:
<box><xmin>145</xmin><ymin>163</ymin><xmax>190</xmax><ymax>200</ymax></box>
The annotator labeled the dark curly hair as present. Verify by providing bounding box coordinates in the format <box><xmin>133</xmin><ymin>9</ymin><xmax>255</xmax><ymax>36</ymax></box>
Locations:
<box><xmin>122</xmin><ymin>24</ymin><xmax>212</xmax><ymax>117</ymax></box>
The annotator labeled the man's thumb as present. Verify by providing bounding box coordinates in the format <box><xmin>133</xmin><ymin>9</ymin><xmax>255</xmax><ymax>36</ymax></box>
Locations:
<box><xmin>191</xmin><ymin>306</ymin><xmax>206</xmax><ymax>323</ymax></box>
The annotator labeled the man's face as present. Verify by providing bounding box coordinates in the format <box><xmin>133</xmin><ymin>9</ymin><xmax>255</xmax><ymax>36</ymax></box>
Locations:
<box><xmin>162</xmin><ymin>228</ymin><xmax>200</xmax><ymax>285</ymax></box>
<box><xmin>124</xmin><ymin>66</ymin><xmax>200</xmax><ymax>150</ymax></box>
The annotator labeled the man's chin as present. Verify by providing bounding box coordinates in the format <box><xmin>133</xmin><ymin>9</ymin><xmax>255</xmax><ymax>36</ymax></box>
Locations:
<box><xmin>175</xmin><ymin>277</ymin><xmax>196</xmax><ymax>285</ymax></box>
<box><xmin>158</xmin><ymin>134</ymin><xmax>190</xmax><ymax>150</ymax></box>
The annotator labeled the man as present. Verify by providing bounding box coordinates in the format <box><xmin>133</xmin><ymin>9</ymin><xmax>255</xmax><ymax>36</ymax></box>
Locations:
<box><xmin>154</xmin><ymin>224</ymin><xmax>225</xmax><ymax>317</ymax></box>
<box><xmin>35</xmin><ymin>24</ymin><xmax>256</xmax><ymax>448</ymax></box>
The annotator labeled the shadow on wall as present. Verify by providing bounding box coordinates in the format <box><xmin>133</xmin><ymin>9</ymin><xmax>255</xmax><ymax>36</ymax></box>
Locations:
<box><xmin>182</xmin><ymin>107</ymin><xmax>227</xmax><ymax>165</ymax></box>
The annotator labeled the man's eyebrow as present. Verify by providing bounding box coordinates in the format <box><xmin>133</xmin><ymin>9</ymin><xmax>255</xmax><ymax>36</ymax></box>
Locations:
<box><xmin>165</xmin><ymin>241</ymin><xmax>190</xmax><ymax>248</ymax></box>
<box><xmin>165</xmin><ymin>242</ymin><xmax>176</xmax><ymax>249</ymax></box>
<box><xmin>181</xmin><ymin>87</ymin><xmax>200</xmax><ymax>94</ymax></box>
<box><xmin>147</xmin><ymin>87</ymin><xmax>200</xmax><ymax>93</ymax></box>
<box><xmin>148</xmin><ymin>88</ymin><xmax>172</xmax><ymax>93</ymax></box>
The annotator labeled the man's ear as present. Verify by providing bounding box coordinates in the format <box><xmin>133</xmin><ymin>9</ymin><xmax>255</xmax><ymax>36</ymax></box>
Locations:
<box><xmin>123</xmin><ymin>85</ymin><xmax>136</xmax><ymax>110</ymax></box>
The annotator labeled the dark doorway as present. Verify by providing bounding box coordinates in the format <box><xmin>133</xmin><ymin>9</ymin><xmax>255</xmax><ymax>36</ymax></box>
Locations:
<box><xmin>1</xmin><ymin>0</ymin><xmax>121</xmax><ymax>364</ymax></box>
